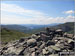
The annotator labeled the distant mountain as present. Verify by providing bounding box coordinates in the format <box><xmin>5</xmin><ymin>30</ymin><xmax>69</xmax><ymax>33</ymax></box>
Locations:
<box><xmin>20</xmin><ymin>23</ymin><xmax>61</xmax><ymax>29</ymax></box>
<box><xmin>37</xmin><ymin>22</ymin><xmax>74</xmax><ymax>34</ymax></box>
<box><xmin>1</xmin><ymin>25</ymin><xmax>31</xmax><ymax>33</ymax></box>
<box><xmin>1</xmin><ymin>23</ymin><xmax>61</xmax><ymax>33</ymax></box>
<box><xmin>1</xmin><ymin>22</ymin><xmax>74</xmax><ymax>34</ymax></box>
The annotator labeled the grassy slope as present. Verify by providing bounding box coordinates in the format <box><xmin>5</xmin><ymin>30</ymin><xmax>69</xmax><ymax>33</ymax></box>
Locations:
<box><xmin>1</xmin><ymin>28</ymin><xmax>32</xmax><ymax>43</ymax></box>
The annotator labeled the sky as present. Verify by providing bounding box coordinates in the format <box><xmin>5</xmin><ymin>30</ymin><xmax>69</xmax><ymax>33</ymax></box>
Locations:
<box><xmin>1</xmin><ymin>0</ymin><xmax>75</xmax><ymax>25</ymax></box>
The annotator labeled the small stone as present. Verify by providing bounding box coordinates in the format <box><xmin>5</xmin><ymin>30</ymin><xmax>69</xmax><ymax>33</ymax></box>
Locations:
<box><xmin>31</xmin><ymin>52</ymin><xmax>35</xmax><ymax>56</ymax></box>
<box><xmin>42</xmin><ymin>49</ymin><xmax>49</xmax><ymax>55</ymax></box>
<box><xmin>27</xmin><ymin>39</ymin><xmax>36</xmax><ymax>47</ymax></box>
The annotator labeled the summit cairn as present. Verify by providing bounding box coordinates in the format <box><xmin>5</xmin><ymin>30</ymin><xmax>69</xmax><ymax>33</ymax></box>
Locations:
<box><xmin>0</xmin><ymin>27</ymin><xmax>75</xmax><ymax>56</ymax></box>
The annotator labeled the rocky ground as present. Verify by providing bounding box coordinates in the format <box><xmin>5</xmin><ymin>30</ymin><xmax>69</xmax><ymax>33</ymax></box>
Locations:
<box><xmin>0</xmin><ymin>28</ymin><xmax>75</xmax><ymax>56</ymax></box>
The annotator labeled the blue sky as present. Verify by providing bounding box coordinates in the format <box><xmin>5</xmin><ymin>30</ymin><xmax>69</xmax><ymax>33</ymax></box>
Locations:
<box><xmin>1</xmin><ymin>0</ymin><xmax>75</xmax><ymax>24</ymax></box>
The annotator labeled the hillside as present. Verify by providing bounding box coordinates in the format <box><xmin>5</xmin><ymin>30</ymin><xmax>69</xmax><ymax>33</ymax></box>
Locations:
<box><xmin>51</xmin><ymin>22</ymin><xmax>74</xmax><ymax>34</ymax></box>
<box><xmin>1</xmin><ymin>27</ymin><xmax>32</xmax><ymax>43</ymax></box>
<box><xmin>28</xmin><ymin>22</ymin><xmax>74</xmax><ymax>34</ymax></box>
<box><xmin>1</xmin><ymin>25</ymin><xmax>31</xmax><ymax>33</ymax></box>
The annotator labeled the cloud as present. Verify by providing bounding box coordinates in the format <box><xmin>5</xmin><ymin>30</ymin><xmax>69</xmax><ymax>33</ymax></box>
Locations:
<box><xmin>1</xmin><ymin>3</ymin><xmax>46</xmax><ymax>18</ymax></box>
<box><xmin>63</xmin><ymin>10</ymin><xmax>75</xmax><ymax>14</ymax></box>
<box><xmin>1</xmin><ymin>13</ymin><xmax>74</xmax><ymax>24</ymax></box>
<box><xmin>1</xmin><ymin>3</ymin><xmax>75</xmax><ymax>24</ymax></box>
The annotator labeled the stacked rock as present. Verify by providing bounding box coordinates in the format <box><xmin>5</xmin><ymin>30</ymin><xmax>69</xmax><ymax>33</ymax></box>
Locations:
<box><xmin>0</xmin><ymin>27</ymin><xmax>74</xmax><ymax>56</ymax></box>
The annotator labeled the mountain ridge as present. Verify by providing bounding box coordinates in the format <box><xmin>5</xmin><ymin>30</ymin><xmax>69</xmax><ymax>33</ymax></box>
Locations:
<box><xmin>1</xmin><ymin>22</ymin><xmax>74</xmax><ymax>34</ymax></box>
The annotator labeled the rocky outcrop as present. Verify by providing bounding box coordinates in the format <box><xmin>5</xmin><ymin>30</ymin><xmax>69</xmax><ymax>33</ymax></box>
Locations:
<box><xmin>0</xmin><ymin>28</ymin><xmax>75</xmax><ymax>56</ymax></box>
